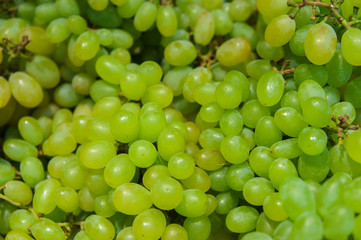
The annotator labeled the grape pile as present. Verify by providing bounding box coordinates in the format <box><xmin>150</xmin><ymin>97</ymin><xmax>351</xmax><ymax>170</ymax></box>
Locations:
<box><xmin>2</xmin><ymin>0</ymin><xmax>361</xmax><ymax>239</ymax></box>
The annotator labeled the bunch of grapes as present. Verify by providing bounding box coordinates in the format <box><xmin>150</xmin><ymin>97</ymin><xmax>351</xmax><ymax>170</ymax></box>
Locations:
<box><xmin>1</xmin><ymin>0</ymin><xmax>361</xmax><ymax>239</ymax></box>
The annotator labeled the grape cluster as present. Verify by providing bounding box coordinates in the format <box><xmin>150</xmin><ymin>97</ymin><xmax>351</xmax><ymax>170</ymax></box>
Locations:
<box><xmin>1</xmin><ymin>0</ymin><xmax>361</xmax><ymax>239</ymax></box>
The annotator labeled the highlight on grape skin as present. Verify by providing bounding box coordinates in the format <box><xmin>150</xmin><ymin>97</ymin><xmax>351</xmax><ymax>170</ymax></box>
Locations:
<box><xmin>1</xmin><ymin>0</ymin><xmax>361</xmax><ymax>239</ymax></box>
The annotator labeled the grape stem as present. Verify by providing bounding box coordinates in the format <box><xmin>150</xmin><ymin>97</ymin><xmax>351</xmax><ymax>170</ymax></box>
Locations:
<box><xmin>0</xmin><ymin>193</ymin><xmax>22</xmax><ymax>207</ymax></box>
<box><xmin>288</xmin><ymin>0</ymin><xmax>352</xmax><ymax>29</ymax></box>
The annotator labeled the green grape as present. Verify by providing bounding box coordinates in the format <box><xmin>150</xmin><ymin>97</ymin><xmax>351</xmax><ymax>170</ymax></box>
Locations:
<box><xmin>294</xmin><ymin>64</ymin><xmax>328</xmax><ymax>87</ymax></box>
<box><xmin>354</xmin><ymin>214</ymin><xmax>361</xmax><ymax>240</ymax></box>
<box><xmin>241</xmin><ymin>232</ymin><xmax>272</xmax><ymax>240</ymax></box>
<box><xmin>298</xmin><ymin>150</ymin><xmax>330</xmax><ymax>183</ymax></box>
<box><xmin>343</xmin><ymin>177</ymin><xmax>361</xmax><ymax>212</ymax></box>
<box><xmin>9</xmin><ymin>209</ymin><xmax>35</xmax><ymax>234</ymax></box>
<box><xmin>269</xmin><ymin>158</ymin><xmax>298</xmax><ymax>190</ymax></box>
<box><xmin>94</xmin><ymin>195</ymin><xmax>115</xmax><ymax>218</ymax></box>
<box><xmin>111</xmin><ymin>48</ymin><xmax>131</xmax><ymax>65</ymax></box>
<box><xmin>164</xmin><ymin>40</ymin><xmax>197</xmax><ymax>66</ymax></box>
<box><xmin>75</xmin><ymin>31</ymin><xmax>100</xmax><ymax>61</ymax></box>
<box><xmin>78</xmin><ymin>140</ymin><xmax>116</xmax><ymax>169</ymax></box>
<box><xmin>85</xmin><ymin>171</ymin><xmax>111</xmax><ymax>196</ymax></box>
<box><xmin>281</xmin><ymin>90</ymin><xmax>302</xmax><ymax>113</ymax></box>
<box><xmin>141</xmin><ymin>84</ymin><xmax>173</xmax><ymax>108</ymax></box>
<box><xmin>175</xmin><ymin>189</ymin><xmax>208</xmax><ymax>217</ymax></box>
<box><xmin>111</xmin><ymin>110</ymin><xmax>139</xmax><ymax>143</ymax></box>
<box><xmin>216</xmin><ymin>37</ymin><xmax>251</xmax><ymax>66</ymax></box>
<box><xmin>346</xmin><ymin>130</ymin><xmax>361</xmax><ymax>163</ymax></box>
<box><xmin>48</xmin><ymin>155</ymin><xmax>75</xmax><ymax>179</ymax></box>
<box><xmin>161</xmin><ymin>224</ymin><xmax>188</xmax><ymax>240</ymax></box>
<box><xmin>212</xmin><ymin>9</ymin><xmax>233</xmax><ymax>36</ymax></box>
<box><xmin>289</xmin><ymin>212</ymin><xmax>322</xmax><ymax>240</ymax></box>
<box><xmin>88</xmin><ymin>0</ymin><xmax>109</xmax><ymax>11</ymax></box>
<box><xmin>257</xmin><ymin>0</ymin><xmax>288</xmax><ymax>19</ymax></box>
<box><xmin>272</xmin><ymin>220</ymin><xmax>293</xmax><ymax>240</ymax></box>
<box><xmin>3</xmin><ymin>138</ymin><xmax>38</xmax><ymax>162</ymax></box>
<box><xmin>168</xmin><ymin>152</ymin><xmax>195</xmax><ymax>179</ymax></box>
<box><xmin>263</xmin><ymin>192</ymin><xmax>288</xmax><ymax>222</ymax></box>
<box><xmin>256</xmin><ymin>40</ymin><xmax>285</xmax><ymax>61</ymax></box>
<box><xmin>209</xmin><ymin>166</ymin><xmax>230</xmax><ymax>192</ymax></box>
<box><xmin>241</xmin><ymin>100</ymin><xmax>271</xmax><ymax>128</ymax></box>
<box><xmin>92</xmin><ymin>97</ymin><xmax>121</xmax><ymax>119</ymax></box>
<box><xmin>74</xmin><ymin>232</ymin><xmax>92</xmax><ymax>240</ymax></box>
<box><xmin>194</xmin><ymin>10</ymin><xmax>215</xmax><ymax>46</ymax></box>
<box><xmin>324</xmin><ymin>205</ymin><xmax>354</xmax><ymax>240</ymax></box>
<box><xmin>265</xmin><ymin>15</ymin><xmax>295</xmax><ymax>47</ymax></box>
<box><xmin>294</xmin><ymin>5</ymin><xmax>319</xmax><ymax>28</ymax></box>
<box><xmin>181</xmin><ymin>167</ymin><xmax>211</xmax><ymax>192</ymax></box>
<box><xmin>220</xmin><ymin>135</ymin><xmax>249</xmax><ymax>164</ymax></box>
<box><xmin>129</xmin><ymin>140</ymin><xmax>157</xmax><ymax>168</ymax></box>
<box><xmin>3</xmin><ymin>181</ymin><xmax>32</xmax><ymax>206</ymax></box>
<box><xmin>20</xmin><ymin>156</ymin><xmax>44</xmax><ymax>188</ymax></box>
<box><xmin>96</xmin><ymin>55</ymin><xmax>125</xmax><ymax>85</ymax></box>
<box><xmin>224</xmin><ymin>70</ymin><xmax>250</xmax><ymax>101</ymax></box>
<box><xmin>274</xmin><ymin>107</ymin><xmax>307</xmax><ymax>137</ymax></box>
<box><xmin>46</xmin><ymin>18</ymin><xmax>70</xmax><ymax>43</ymax></box>
<box><xmin>156</xmin><ymin>5</ymin><xmax>177</xmax><ymax>37</ymax></box>
<box><xmin>219</xmin><ymin>109</ymin><xmax>243</xmax><ymax>136</ymax></box>
<box><xmin>54</xmin><ymin>83</ymin><xmax>84</xmax><ymax>108</ymax></box>
<box><xmin>84</xmin><ymin>215</ymin><xmax>115</xmax><ymax>240</ymax></box>
<box><xmin>116</xmin><ymin>226</ymin><xmax>136</xmax><ymax>240</ymax></box>
<box><xmin>289</xmin><ymin>24</ymin><xmax>313</xmax><ymax>57</ymax></box>
<box><xmin>226</xmin><ymin>206</ymin><xmax>259</xmax><ymax>233</ymax></box>
<box><xmin>55</xmin><ymin>187</ymin><xmax>78</xmax><ymax>213</ymax></box>
<box><xmin>151</xmin><ymin>177</ymin><xmax>183</xmax><ymax>210</ymax></box>
<box><xmin>21</xmin><ymin>26</ymin><xmax>56</xmax><ymax>55</ymax></box>
<box><xmin>133</xmin><ymin>208</ymin><xmax>166</xmax><ymax>240</ymax></box>
<box><xmin>108</xmin><ymin>29</ymin><xmax>133</xmax><ymax>49</ymax></box>
<box><xmin>168</xmin><ymin>120</ymin><xmax>188</xmax><ymax>139</ymax></box>
<box><xmin>331</xmin><ymin>101</ymin><xmax>356</xmax><ymax>125</ymax></box>
<box><xmin>185</xmin><ymin>122</ymin><xmax>201</xmax><ymax>143</ymax></box>
<box><xmin>254</xmin><ymin>116</ymin><xmax>283</xmax><ymax>147</ymax></box>
<box><xmin>139</xmin><ymin>61</ymin><xmax>163</xmax><ymax>86</ymax></box>
<box><xmin>55</xmin><ymin>0</ymin><xmax>79</xmax><ymax>17</ymax></box>
<box><xmin>0</xmin><ymin>77</ymin><xmax>11</xmax><ymax>108</ymax></box>
<box><xmin>341</xmin><ymin>28</ymin><xmax>361</xmax><ymax>66</ymax></box>
<box><xmin>102</xmin><ymin>154</ymin><xmax>135</xmax><ymax>188</ymax></box>
<box><xmin>243</xmin><ymin>177</ymin><xmax>274</xmax><ymax>206</ymax></box>
<box><xmin>31</xmin><ymin>218</ymin><xmax>65</xmax><ymax>240</ymax></box>
<box><xmin>133</xmin><ymin>2</ymin><xmax>157</xmax><ymax>32</ymax></box>
<box><xmin>199</xmin><ymin>102</ymin><xmax>224</xmax><ymax>122</ymax></box>
<box><xmin>142</xmin><ymin>165</ymin><xmax>171</xmax><ymax>190</ymax></box>
<box><xmin>112</xmin><ymin>183</ymin><xmax>152</xmax><ymax>215</ymax></box>
<box><xmin>215</xmin><ymin>191</ymin><xmax>239</xmax><ymax>215</ymax></box>
<box><xmin>298</xmin><ymin>127</ymin><xmax>327</xmax><ymax>156</ymax></box>
<box><xmin>345</xmin><ymin>76</ymin><xmax>361</xmax><ymax>108</ymax></box>
<box><xmin>205</xmin><ymin>194</ymin><xmax>218</xmax><ymax>216</ymax></box>
<box><xmin>139</xmin><ymin>110</ymin><xmax>167</xmax><ymax>143</ymax></box>
<box><xmin>33</xmin><ymin>179</ymin><xmax>61</xmax><ymax>214</ymax></box>
<box><xmin>329</xmin><ymin>144</ymin><xmax>361</xmax><ymax>178</ymax></box>
<box><xmin>326</xmin><ymin>49</ymin><xmax>353</xmax><ymax>87</ymax></box>
<box><xmin>229</xmin><ymin>0</ymin><xmax>253</xmax><ymax>21</ymax></box>
<box><xmin>61</xmin><ymin>160</ymin><xmax>86</xmax><ymax>190</ymax></box>
<box><xmin>302</xmin><ymin>97</ymin><xmax>331</xmax><ymax>128</ymax></box>
<box><xmin>48</xmin><ymin>131</ymin><xmax>77</xmax><ymax>156</ymax></box>
<box><xmin>249</xmin><ymin>146</ymin><xmax>275</xmax><ymax>178</ymax></box>
<box><xmin>246</xmin><ymin>60</ymin><xmax>272</xmax><ymax>80</ymax></box>
<box><xmin>255</xmin><ymin>212</ymin><xmax>279</xmax><ymax>236</ymax></box>
<box><xmin>9</xmin><ymin>72</ymin><xmax>43</xmax><ymax>108</ymax></box>
<box><xmin>304</xmin><ymin>23</ymin><xmax>337</xmax><ymax>65</ymax></box>
<box><xmin>66</xmin><ymin>15</ymin><xmax>87</xmax><ymax>35</ymax></box>
<box><xmin>119</xmin><ymin>69</ymin><xmax>146</xmax><ymax>100</ymax></box>
<box><xmin>26</xmin><ymin>54</ymin><xmax>60</xmax><ymax>89</ymax></box>
<box><xmin>78</xmin><ymin>187</ymin><xmax>96</xmax><ymax>212</ymax></box>
<box><xmin>18</xmin><ymin>116</ymin><xmax>43</xmax><ymax>146</ymax></box>
<box><xmin>0</xmin><ymin>159</ymin><xmax>15</xmax><ymax>187</ymax></box>
<box><xmin>257</xmin><ymin>71</ymin><xmax>284</xmax><ymax>106</ymax></box>
<box><xmin>199</xmin><ymin>128</ymin><xmax>224</xmax><ymax>149</ymax></box>
<box><xmin>183</xmin><ymin>67</ymin><xmax>212</xmax><ymax>103</ymax></box>
<box><xmin>157</xmin><ymin>127</ymin><xmax>186</xmax><ymax>161</ymax></box>
<box><xmin>215</xmin><ymin>81</ymin><xmax>243</xmax><ymax>109</ymax></box>
<box><xmin>279</xmin><ymin>177</ymin><xmax>316</xmax><ymax>220</ymax></box>
<box><xmin>183</xmin><ymin>216</ymin><xmax>211</xmax><ymax>240</ymax></box>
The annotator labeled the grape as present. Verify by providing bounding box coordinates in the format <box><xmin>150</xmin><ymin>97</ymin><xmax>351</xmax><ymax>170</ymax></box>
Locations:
<box><xmin>151</xmin><ymin>177</ymin><xmax>183</xmax><ymax>210</ymax></box>
<box><xmin>181</xmin><ymin>167</ymin><xmax>211</xmax><ymax>192</ymax></box>
<box><xmin>274</xmin><ymin>107</ymin><xmax>307</xmax><ymax>137</ymax></box>
<box><xmin>289</xmin><ymin>212</ymin><xmax>323</xmax><ymax>240</ymax></box>
<box><xmin>243</xmin><ymin>177</ymin><xmax>275</xmax><ymax>206</ymax></box>
<box><xmin>289</xmin><ymin>24</ymin><xmax>313</xmax><ymax>57</ymax></box>
<box><xmin>161</xmin><ymin>224</ymin><xmax>188</xmax><ymax>240</ymax></box>
<box><xmin>249</xmin><ymin>146</ymin><xmax>275</xmax><ymax>178</ymax></box>
<box><xmin>95</xmin><ymin>55</ymin><xmax>125</xmax><ymax>85</ymax></box>
<box><xmin>133</xmin><ymin>208</ymin><xmax>166</xmax><ymax>240</ymax></box>
<box><xmin>298</xmin><ymin>150</ymin><xmax>330</xmax><ymax>183</ymax></box>
<box><xmin>33</xmin><ymin>178</ymin><xmax>61</xmax><ymax>214</ymax></box>
<box><xmin>220</xmin><ymin>135</ymin><xmax>249</xmax><ymax>164</ymax></box>
<box><xmin>8</xmin><ymin>72</ymin><xmax>43</xmax><ymax>108</ymax></box>
<box><xmin>0</xmin><ymin>159</ymin><xmax>15</xmax><ymax>187</ymax></box>
<box><xmin>164</xmin><ymin>40</ymin><xmax>197</xmax><ymax>66</ymax></box>
<box><xmin>84</xmin><ymin>215</ymin><xmax>115</xmax><ymax>240</ymax></box>
<box><xmin>344</xmin><ymin>76</ymin><xmax>361</xmax><ymax>108</ymax></box>
<box><xmin>212</xmin><ymin>9</ymin><xmax>233</xmax><ymax>36</ymax></box>
<box><xmin>341</xmin><ymin>28</ymin><xmax>361</xmax><ymax>66</ymax></box>
<box><xmin>304</xmin><ymin>23</ymin><xmax>337</xmax><ymax>65</ymax></box>
<box><xmin>168</xmin><ymin>152</ymin><xmax>195</xmax><ymax>179</ymax></box>
<box><xmin>216</xmin><ymin>37</ymin><xmax>251</xmax><ymax>66</ymax></box>
<box><xmin>20</xmin><ymin>156</ymin><xmax>44</xmax><ymax>188</ymax></box>
<box><xmin>257</xmin><ymin>0</ymin><xmax>288</xmax><ymax>19</ymax></box>
<box><xmin>78</xmin><ymin>140</ymin><xmax>116</xmax><ymax>169</ymax></box>
<box><xmin>254</xmin><ymin>116</ymin><xmax>282</xmax><ymax>147</ymax></box>
<box><xmin>215</xmin><ymin>191</ymin><xmax>238</xmax><ymax>215</ymax></box>
<box><xmin>8</xmin><ymin>209</ymin><xmax>34</xmax><ymax>234</ymax></box>
<box><xmin>112</xmin><ymin>183</ymin><xmax>152</xmax><ymax>215</ymax></box>
<box><xmin>302</xmin><ymin>97</ymin><xmax>331</xmax><ymax>128</ymax></box>
<box><xmin>157</xmin><ymin>127</ymin><xmax>186</xmax><ymax>161</ymax></box>
<box><xmin>215</xmin><ymin>81</ymin><xmax>243</xmax><ymax>109</ymax></box>
<box><xmin>265</xmin><ymin>15</ymin><xmax>295</xmax><ymax>47</ymax></box>
<box><xmin>269</xmin><ymin>158</ymin><xmax>298</xmax><ymax>190</ymax></box>
<box><xmin>31</xmin><ymin>218</ymin><xmax>65</xmax><ymax>240</ymax></box>
<box><xmin>326</xmin><ymin>49</ymin><xmax>353</xmax><ymax>87</ymax></box>
<box><xmin>157</xmin><ymin>5</ymin><xmax>178</xmax><ymax>37</ymax></box>
<box><xmin>263</xmin><ymin>192</ymin><xmax>288</xmax><ymax>222</ymax></box>
<box><xmin>209</xmin><ymin>166</ymin><xmax>230</xmax><ymax>192</ymax></box>
<box><xmin>298</xmin><ymin>127</ymin><xmax>328</xmax><ymax>156</ymax></box>
<box><xmin>270</xmin><ymin>138</ymin><xmax>302</xmax><ymax>159</ymax></box>
<box><xmin>175</xmin><ymin>189</ymin><xmax>208</xmax><ymax>218</ymax></box>
<box><xmin>46</xmin><ymin>18</ymin><xmax>70</xmax><ymax>43</ymax></box>
<box><xmin>183</xmin><ymin>216</ymin><xmax>211</xmax><ymax>240</ymax></box>
<box><xmin>3</xmin><ymin>181</ymin><xmax>32</xmax><ymax>206</ymax></box>
<box><xmin>294</xmin><ymin>64</ymin><xmax>328</xmax><ymax>87</ymax></box>
<box><xmin>226</xmin><ymin>206</ymin><xmax>259</xmax><ymax>233</ymax></box>
<box><xmin>111</xmin><ymin>110</ymin><xmax>139</xmax><ymax>143</ymax></box>
<box><xmin>346</xmin><ymin>130</ymin><xmax>361</xmax><ymax>163</ymax></box>
<box><xmin>194</xmin><ymin>11</ymin><xmax>215</xmax><ymax>46</ymax></box>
